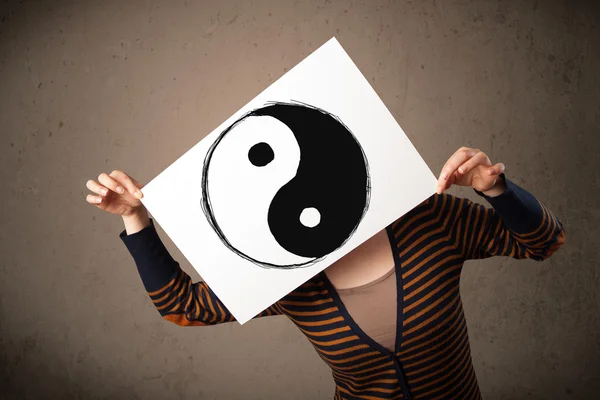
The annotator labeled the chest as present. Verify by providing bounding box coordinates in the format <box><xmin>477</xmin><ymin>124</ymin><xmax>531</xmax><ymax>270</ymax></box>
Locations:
<box><xmin>278</xmin><ymin>216</ymin><xmax>466</xmax><ymax>356</ymax></box>
<box><xmin>324</xmin><ymin>227</ymin><xmax>395</xmax><ymax>290</ymax></box>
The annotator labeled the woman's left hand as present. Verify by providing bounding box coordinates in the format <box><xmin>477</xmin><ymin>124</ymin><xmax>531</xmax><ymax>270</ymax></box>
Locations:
<box><xmin>436</xmin><ymin>147</ymin><xmax>506</xmax><ymax>195</ymax></box>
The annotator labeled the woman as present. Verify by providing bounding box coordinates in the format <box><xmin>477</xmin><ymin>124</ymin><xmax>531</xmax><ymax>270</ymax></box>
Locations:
<box><xmin>85</xmin><ymin>146</ymin><xmax>565</xmax><ymax>400</ymax></box>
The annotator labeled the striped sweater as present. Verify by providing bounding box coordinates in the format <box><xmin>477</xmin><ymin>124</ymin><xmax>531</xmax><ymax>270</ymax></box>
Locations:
<box><xmin>120</xmin><ymin>174</ymin><xmax>566</xmax><ymax>399</ymax></box>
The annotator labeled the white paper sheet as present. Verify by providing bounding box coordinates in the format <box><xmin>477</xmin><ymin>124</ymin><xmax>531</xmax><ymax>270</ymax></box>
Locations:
<box><xmin>139</xmin><ymin>37</ymin><xmax>438</xmax><ymax>324</ymax></box>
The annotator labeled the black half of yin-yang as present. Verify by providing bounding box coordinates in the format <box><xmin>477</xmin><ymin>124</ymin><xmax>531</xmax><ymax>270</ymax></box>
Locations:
<box><xmin>250</xmin><ymin>103</ymin><xmax>369</xmax><ymax>258</ymax></box>
<box><xmin>202</xmin><ymin>102</ymin><xmax>370</xmax><ymax>269</ymax></box>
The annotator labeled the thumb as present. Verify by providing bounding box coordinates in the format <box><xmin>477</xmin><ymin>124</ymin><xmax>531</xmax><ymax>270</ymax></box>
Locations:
<box><xmin>488</xmin><ymin>162</ymin><xmax>505</xmax><ymax>176</ymax></box>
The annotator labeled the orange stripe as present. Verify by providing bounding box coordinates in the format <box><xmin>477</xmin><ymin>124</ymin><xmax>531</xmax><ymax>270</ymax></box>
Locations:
<box><xmin>394</xmin><ymin>196</ymin><xmax>446</xmax><ymax>241</ymax></box>
<box><xmin>202</xmin><ymin>288</ymin><xmax>218</xmax><ymax>324</ymax></box>
<box><xmin>306</xmin><ymin>334</ymin><xmax>360</xmax><ymax>347</ymax></box>
<box><xmin>403</xmin><ymin>296</ymin><xmax>460</xmax><ymax>347</ymax></box>
<box><xmin>152</xmin><ymin>280</ymin><xmax>180</xmax><ymax>304</ymax></box>
<box><xmin>333</xmin><ymin>365</ymin><xmax>395</xmax><ymax>381</ymax></box>
<box><xmin>404</xmin><ymin>274</ymin><xmax>461</xmax><ymax>312</ymax></box>
<box><xmin>336</xmin><ymin>383</ymin><xmax>398</xmax><ymax>395</ymax></box>
<box><xmin>334</xmin><ymin>360</ymin><xmax>395</xmax><ymax>379</ymax></box>
<box><xmin>216</xmin><ymin>301</ymin><xmax>229</xmax><ymax>323</ymax></box>
<box><xmin>501</xmin><ymin>228</ymin><xmax>511</xmax><ymax>255</ymax></box>
<box><xmin>416</xmin><ymin>346</ymin><xmax>472</xmax><ymax>397</ymax></box>
<box><xmin>400</xmin><ymin>213</ymin><xmax>463</xmax><ymax>285</ymax></box>
<box><xmin>511</xmin><ymin>199</ymin><xmax>549</xmax><ymax>240</ymax></box>
<box><xmin>170</xmin><ymin>280</ymin><xmax>193</xmax><ymax>312</ymax></box>
<box><xmin>440</xmin><ymin>362</ymin><xmax>477</xmax><ymax>400</ymax></box>
<box><xmin>314</xmin><ymin>344</ymin><xmax>371</xmax><ymax>357</ymax></box>
<box><xmin>288</xmin><ymin>289</ymin><xmax>329</xmax><ymax>297</ymax></box>
<box><xmin>337</xmin><ymin>386</ymin><xmax>404</xmax><ymax>400</ymax></box>
<box><xmin>403</xmin><ymin>261</ymin><xmax>461</xmax><ymax>301</ymax></box>
<box><xmin>473</xmin><ymin>205</ymin><xmax>486</xmax><ymax>257</ymax></box>
<box><xmin>162</xmin><ymin>313</ymin><xmax>208</xmax><ymax>326</ymax></box>
<box><xmin>403</xmin><ymin>229</ymin><xmax>452</xmax><ymax>268</ymax></box>
<box><xmin>286</xmin><ymin>315</ymin><xmax>345</xmax><ymax>327</ymax></box>
<box><xmin>323</xmin><ymin>352</ymin><xmax>384</xmax><ymax>367</ymax></box>
<box><xmin>411</xmin><ymin>333</ymin><xmax>472</xmax><ymax>393</ymax></box>
<box><xmin>465</xmin><ymin>203</ymin><xmax>481</xmax><ymax>258</ymax></box>
<box><xmin>461</xmin><ymin>202</ymin><xmax>475</xmax><ymax>258</ymax></box>
<box><xmin>403</xmin><ymin>249</ymin><xmax>461</xmax><ymax>288</ymax></box>
<box><xmin>407</xmin><ymin>328</ymin><xmax>470</xmax><ymax>381</ymax></box>
<box><xmin>274</xmin><ymin>302</ymin><xmax>284</xmax><ymax>315</ymax></box>
<box><xmin>299</xmin><ymin>280</ymin><xmax>324</xmax><ymax>288</ymax></box>
<box><xmin>399</xmin><ymin>295</ymin><xmax>464</xmax><ymax>354</ymax></box>
<box><xmin>156</xmin><ymin>277</ymin><xmax>189</xmax><ymax>311</ymax></box>
<box><xmin>400</xmin><ymin>198</ymin><xmax>455</xmax><ymax>259</ymax></box>
<box><xmin>284</xmin><ymin>306</ymin><xmax>338</xmax><ymax>317</ymax></box>
<box><xmin>463</xmin><ymin>366</ymin><xmax>480</xmax><ymax>399</ymax></box>
<box><xmin>152</xmin><ymin>272</ymin><xmax>185</xmax><ymax>304</ymax></box>
<box><xmin>525</xmin><ymin>203</ymin><xmax>558</xmax><ymax>244</ymax></box>
<box><xmin>393</xmin><ymin>195</ymin><xmax>439</xmax><ymax>240</ymax></box>
<box><xmin>279</xmin><ymin>298</ymin><xmax>333</xmax><ymax>307</ymax></box>
<box><xmin>183</xmin><ymin>288</ymin><xmax>194</xmax><ymax>312</ymax></box>
<box><xmin>508</xmin><ymin>236</ymin><xmax>517</xmax><ymax>258</ymax></box>
<box><xmin>195</xmin><ymin>286</ymin><xmax>209</xmax><ymax>322</ymax></box>
<box><xmin>545</xmin><ymin>229</ymin><xmax>566</xmax><ymax>257</ymax></box>
<box><xmin>296</xmin><ymin>325</ymin><xmax>352</xmax><ymax>337</ymax></box>
<box><xmin>482</xmin><ymin>218</ymin><xmax>502</xmax><ymax>256</ymax></box>
<box><xmin>403</xmin><ymin>289</ymin><xmax>460</xmax><ymax>334</ymax></box>
<box><xmin>402</xmin><ymin>317</ymin><xmax>467</xmax><ymax>367</ymax></box>
<box><xmin>334</xmin><ymin>375</ymin><xmax>398</xmax><ymax>390</ymax></box>
<box><xmin>148</xmin><ymin>273</ymin><xmax>178</xmax><ymax>297</ymax></box>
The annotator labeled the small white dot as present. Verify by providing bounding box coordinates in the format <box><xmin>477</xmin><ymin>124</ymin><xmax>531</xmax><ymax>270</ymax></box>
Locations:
<box><xmin>300</xmin><ymin>207</ymin><xmax>320</xmax><ymax>228</ymax></box>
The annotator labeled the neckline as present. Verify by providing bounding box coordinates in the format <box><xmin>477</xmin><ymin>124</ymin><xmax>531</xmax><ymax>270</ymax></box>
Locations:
<box><xmin>317</xmin><ymin>224</ymin><xmax>405</xmax><ymax>355</ymax></box>
<box><xmin>335</xmin><ymin>265</ymin><xmax>395</xmax><ymax>294</ymax></box>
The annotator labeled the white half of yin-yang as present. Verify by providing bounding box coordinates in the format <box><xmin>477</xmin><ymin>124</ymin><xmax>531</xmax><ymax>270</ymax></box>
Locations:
<box><xmin>205</xmin><ymin>115</ymin><xmax>316</xmax><ymax>267</ymax></box>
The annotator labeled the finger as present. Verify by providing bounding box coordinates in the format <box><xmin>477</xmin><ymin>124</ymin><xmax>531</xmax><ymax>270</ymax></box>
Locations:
<box><xmin>86</xmin><ymin>194</ymin><xmax>103</xmax><ymax>204</ymax></box>
<box><xmin>439</xmin><ymin>147</ymin><xmax>479</xmax><ymax>181</ymax></box>
<box><xmin>98</xmin><ymin>172</ymin><xmax>125</xmax><ymax>195</ymax></box>
<box><xmin>487</xmin><ymin>162</ymin><xmax>505</xmax><ymax>176</ymax></box>
<box><xmin>437</xmin><ymin>147</ymin><xmax>479</xmax><ymax>193</ymax></box>
<box><xmin>86</xmin><ymin>179</ymin><xmax>109</xmax><ymax>196</ymax></box>
<box><xmin>130</xmin><ymin>176</ymin><xmax>145</xmax><ymax>197</ymax></box>
<box><xmin>456</xmin><ymin>151</ymin><xmax>490</xmax><ymax>175</ymax></box>
<box><xmin>109</xmin><ymin>170</ymin><xmax>143</xmax><ymax>199</ymax></box>
<box><xmin>438</xmin><ymin>171</ymin><xmax>458</xmax><ymax>193</ymax></box>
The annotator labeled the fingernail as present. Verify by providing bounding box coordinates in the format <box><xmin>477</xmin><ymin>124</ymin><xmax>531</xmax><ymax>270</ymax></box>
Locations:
<box><xmin>101</xmin><ymin>189</ymin><xmax>108</xmax><ymax>195</ymax></box>
<box><xmin>95</xmin><ymin>197</ymin><xmax>102</xmax><ymax>203</ymax></box>
<box><xmin>135</xmin><ymin>191</ymin><xmax>142</xmax><ymax>199</ymax></box>
<box><xmin>458</xmin><ymin>167</ymin><xmax>465</xmax><ymax>173</ymax></box>
<box><xmin>116</xmin><ymin>186</ymin><xmax>124</xmax><ymax>194</ymax></box>
<box><xmin>440</xmin><ymin>172</ymin><xmax>447</xmax><ymax>180</ymax></box>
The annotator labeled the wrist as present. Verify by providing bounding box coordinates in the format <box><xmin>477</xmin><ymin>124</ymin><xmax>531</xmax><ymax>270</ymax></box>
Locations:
<box><xmin>481</xmin><ymin>175</ymin><xmax>506</xmax><ymax>197</ymax></box>
<box><xmin>122</xmin><ymin>206</ymin><xmax>148</xmax><ymax>220</ymax></box>
<box><xmin>122</xmin><ymin>207</ymin><xmax>151</xmax><ymax>235</ymax></box>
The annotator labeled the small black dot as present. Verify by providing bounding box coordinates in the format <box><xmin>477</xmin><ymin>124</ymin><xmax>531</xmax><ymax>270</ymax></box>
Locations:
<box><xmin>248</xmin><ymin>142</ymin><xmax>274</xmax><ymax>167</ymax></box>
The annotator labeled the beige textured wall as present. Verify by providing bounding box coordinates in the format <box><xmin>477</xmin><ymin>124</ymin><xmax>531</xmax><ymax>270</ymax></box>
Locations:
<box><xmin>1</xmin><ymin>0</ymin><xmax>598</xmax><ymax>399</ymax></box>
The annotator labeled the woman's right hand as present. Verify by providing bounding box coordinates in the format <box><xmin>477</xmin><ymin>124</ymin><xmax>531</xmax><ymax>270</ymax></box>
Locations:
<box><xmin>85</xmin><ymin>170</ymin><xmax>145</xmax><ymax>217</ymax></box>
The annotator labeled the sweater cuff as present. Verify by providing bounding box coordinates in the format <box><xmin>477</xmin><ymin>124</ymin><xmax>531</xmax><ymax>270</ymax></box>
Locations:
<box><xmin>120</xmin><ymin>218</ymin><xmax>179</xmax><ymax>293</ymax></box>
<box><xmin>472</xmin><ymin>173</ymin><xmax>544</xmax><ymax>234</ymax></box>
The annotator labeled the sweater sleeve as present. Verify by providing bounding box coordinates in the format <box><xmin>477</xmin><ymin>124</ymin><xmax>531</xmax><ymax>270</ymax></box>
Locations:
<box><xmin>119</xmin><ymin>218</ymin><xmax>283</xmax><ymax>326</ymax></box>
<box><xmin>458</xmin><ymin>173</ymin><xmax>566</xmax><ymax>261</ymax></box>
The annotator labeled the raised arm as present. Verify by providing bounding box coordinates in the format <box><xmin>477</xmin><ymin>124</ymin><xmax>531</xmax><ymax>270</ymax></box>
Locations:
<box><xmin>456</xmin><ymin>173</ymin><xmax>566</xmax><ymax>261</ymax></box>
<box><xmin>120</xmin><ymin>213</ymin><xmax>283</xmax><ymax>326</ymax></box>
<box><xmin>435</xmin><ymin>147</ymin><xmax>566</xmax><ymax>262</ymax></box>
<box><xmin>85</xmin><ymin>170</ymin><xmax>281</xmax><ymax>326</ymax></box>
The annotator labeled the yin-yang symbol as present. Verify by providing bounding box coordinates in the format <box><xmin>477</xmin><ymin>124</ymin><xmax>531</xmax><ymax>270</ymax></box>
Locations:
<box><xmin>201</xmin><ymin>102</ymin><xmax>370</xmax><ymax>269</ymax></box>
